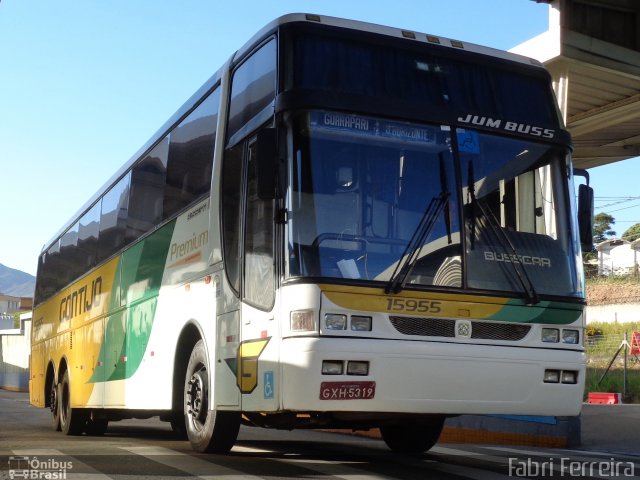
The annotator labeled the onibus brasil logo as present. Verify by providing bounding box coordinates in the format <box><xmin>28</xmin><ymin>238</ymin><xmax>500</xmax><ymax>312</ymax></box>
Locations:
<box><xmin>8</xmin><ymin>456</ymin><xmax>72</xmax><ymax>479</ymax></box>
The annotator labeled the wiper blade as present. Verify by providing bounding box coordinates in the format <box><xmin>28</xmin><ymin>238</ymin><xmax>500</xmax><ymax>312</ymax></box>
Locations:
<box><xmin>386</xmin><ymin>156</ymin><xmax>451</xmax><ymax>294</ymax></box>
<box><xmin>466</xmin><ymin>159</ymin><xmax>539</xmax><ymax>305</ymax></box>
<box><xmin>474</xmin><ymin>200</ymin><xmax>540</xmax><ymax>305</ymax></box>
<box><xmin>385</xmin><ymin>192</ymin><xmax>449</xmax><ymax>294</ymax></box>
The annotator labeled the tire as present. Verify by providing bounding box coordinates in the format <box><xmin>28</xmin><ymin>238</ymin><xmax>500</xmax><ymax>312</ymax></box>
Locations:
<box><xmin>58</xmin><ymin>370</ymin><xmax>88</xmax><ymax>435</ymax></box>
<box><xmin>85</xmin><ymin>417</ymin><xmax>109</xmax><ymax>436</ymax></box>
<box><xmin>49</xmin><ymin>376</ymin><xmax>61</xmax><ymax>431</ymax></box>
<box><xmin>380</xmin><ymin>416</ymin><xmax>445</xmax><ymax>454</ymax></box>
<box><xmin>170</xmin><ymin>413</ymin><xmax>187</xmax><ymax>439</ymax></box>
<box><xmin>184</xmin><ymin>340</ymin><xmax>240</xmax><ymax>453</ymax></box>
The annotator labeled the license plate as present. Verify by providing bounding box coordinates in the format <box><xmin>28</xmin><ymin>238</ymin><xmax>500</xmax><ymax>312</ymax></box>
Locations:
<box><xmin>319</xmin><ymin>381</ymin><xmax>376</xmax><ymax>400</ymax></box>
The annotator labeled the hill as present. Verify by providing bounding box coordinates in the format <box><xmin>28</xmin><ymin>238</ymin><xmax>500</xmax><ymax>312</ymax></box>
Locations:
<box><xmin>0</xmin><ymin>263</ymin><xmax>35</xmax><ymax>297</ymax></box>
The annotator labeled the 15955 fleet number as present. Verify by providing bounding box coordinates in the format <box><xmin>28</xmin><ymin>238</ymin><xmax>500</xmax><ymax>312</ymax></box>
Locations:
<box><xmin>385</xmin><ymin>298</ymin><xmax>442</xmax><ymax>313</ymax></box>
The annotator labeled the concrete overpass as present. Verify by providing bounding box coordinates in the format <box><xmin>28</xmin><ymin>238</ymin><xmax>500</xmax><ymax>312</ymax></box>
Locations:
<box><xmin>512</xmin><ymin>0</ymin><xmax>640</xmax><ymax>170</ymax></box>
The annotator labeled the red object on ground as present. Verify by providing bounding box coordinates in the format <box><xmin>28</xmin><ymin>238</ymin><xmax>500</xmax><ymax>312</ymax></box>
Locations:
<box><xmin>631</xmin><ymin>332</ymin><xmax>640</xmax><ymax>355</ymax></box>
<box><xmin>588</xmin><ymin>392</ymin><xmax>621</xmax><ymax>404</ymax></box>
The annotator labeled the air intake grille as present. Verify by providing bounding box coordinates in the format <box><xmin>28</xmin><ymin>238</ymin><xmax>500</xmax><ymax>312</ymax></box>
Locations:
<box><xmin>389</xmin><ymin>316</ymin><xmax>531</xmax><ymax>341</ymax></box>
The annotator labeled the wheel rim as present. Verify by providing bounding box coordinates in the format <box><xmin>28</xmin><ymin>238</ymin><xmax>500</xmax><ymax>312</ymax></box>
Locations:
<box><xmin>186</xmin><ymin>365</ymin><xmax>208</xmax><ymax>431</ymax></box>
<box><xmin>49</xmin><ymin>382</ymin><xmax>58</xmax><ymax>417</ymax></box>
<box><xmin>60</xmin><ymin>380</ymin><xmax>70</xmax><ymax>425</ymax></box>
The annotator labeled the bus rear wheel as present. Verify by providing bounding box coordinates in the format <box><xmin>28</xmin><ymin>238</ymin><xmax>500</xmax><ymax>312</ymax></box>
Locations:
<box><xmin>49</xmin><ymin>377</ymin><xmax>61</xmax><ymax>431</ymax></box>
<box><xmin>58</xmin><ymin>370</ymin><xmax>88</xmax><ymax>436</ymax></box>
<box><xmin>380</xmin><ymin>416</ymin><xmax>445</xmax><ymax>454</ymax></box>
<box><xmin>184</xmin><ymin>340</ymin><xmax>240</xmax><ymax>453</ymax></box>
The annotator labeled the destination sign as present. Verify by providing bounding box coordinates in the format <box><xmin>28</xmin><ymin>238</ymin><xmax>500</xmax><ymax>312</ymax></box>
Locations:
<box><xmin>310</xmin><ymin>112</ymin><xmax>437</xmax><ymax>145</ymax></box>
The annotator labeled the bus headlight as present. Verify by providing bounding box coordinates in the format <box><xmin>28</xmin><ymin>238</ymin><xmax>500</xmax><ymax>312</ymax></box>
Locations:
<box><xmin>351</xmin><ymin>315</ymin><xmax>372</xmax><ymax>331</ymax></box>
<box><xmin>322</xmin><ymin>360</ymin><xmax>344</xmax><ymax>375</ymax></box>
<box><xmin>324</xmin><ymin>314</ymin><xmax>347</xmax><ymax>330</ymax></box>
<box><xmin>543</xmin><ymin>369</ymin><xmax>560</xmax><ymax>383</ymax></box>
<box><xmin>562</xmin><ymin>329</ymin><xmax>580</xmax><ymax>344</ymax></box>
<box><xmin>291</xmin><ymin>310</ymin><xmax>315</xmax><ymax>332</ymax></box>
<box><xmin>541</xmin><ymin>328</ymin><xmax>560</xmax><ymax>343</ymax></box>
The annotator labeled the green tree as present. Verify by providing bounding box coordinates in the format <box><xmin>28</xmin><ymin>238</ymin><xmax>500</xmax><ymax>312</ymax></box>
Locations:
<box><xmin>622</xmin><ymin>223</ymin><xmax>640</xmax><ymax>242</ymax></box>
<box><xmin>593</xmin><ymin>212</ymin><xmax>616</xmax><ymax>244</ymax></box>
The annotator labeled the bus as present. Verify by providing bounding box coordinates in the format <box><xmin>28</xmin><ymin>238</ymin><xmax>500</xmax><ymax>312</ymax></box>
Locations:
<box><xmin>30</xmin><ymin>13</ymin><xmax>593</xmax><ymax>454</ymax></box>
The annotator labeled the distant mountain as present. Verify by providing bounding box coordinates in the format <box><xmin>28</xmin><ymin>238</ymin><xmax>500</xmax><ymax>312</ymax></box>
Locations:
<box><xmin>0</xmin><ymin>263</ymin><xmax>35</xmax><ymax>297</ymax></box>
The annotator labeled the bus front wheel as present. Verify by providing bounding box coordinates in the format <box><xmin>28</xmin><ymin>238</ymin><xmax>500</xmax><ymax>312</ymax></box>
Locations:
<box><xmin>380</xmin><ymin>416</ymin><xmax>445</xmax><ymax>454</ymax></box>
<box><xmin>184</xmin><ymin>340</ymin><xmax>240</xmax><ymax>453</ymax></box>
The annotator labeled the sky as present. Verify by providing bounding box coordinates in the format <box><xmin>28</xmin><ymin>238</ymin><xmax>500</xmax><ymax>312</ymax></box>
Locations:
<box><xmin>0</xmin><ymin>0</ymin><xmax>636</xmax><ymax>276</ymax></box>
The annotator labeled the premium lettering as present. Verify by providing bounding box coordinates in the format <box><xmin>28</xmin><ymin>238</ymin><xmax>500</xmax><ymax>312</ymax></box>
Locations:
<box><xmin>170</xmin><ymin>231</ymin><xmax>208</xmax><ymax>262</ymax></box>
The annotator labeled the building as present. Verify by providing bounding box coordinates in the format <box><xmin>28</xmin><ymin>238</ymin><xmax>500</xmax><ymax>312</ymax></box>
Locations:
<box><xmin>595</xmin><ymin>238</ymin><xmax>640</xmax><ymax>276</ymax></box>
<box><xmin>0</xmin><ymin>294</ymin><xmax>22</xmax><ymax>315</ymax></box>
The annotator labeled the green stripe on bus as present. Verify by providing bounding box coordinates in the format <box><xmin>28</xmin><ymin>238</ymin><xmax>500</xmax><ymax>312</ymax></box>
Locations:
<box><xmin>89</xmin><ymin>220</ymin><xmax>176</xmax><ymax>383</ymax></box>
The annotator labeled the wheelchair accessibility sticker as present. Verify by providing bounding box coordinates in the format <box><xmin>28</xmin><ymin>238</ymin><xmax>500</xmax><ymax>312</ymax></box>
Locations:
<box><xmin>264</xmin><ymin>371</ymin><xmax>274</xmax><ymax>399</ymax></box>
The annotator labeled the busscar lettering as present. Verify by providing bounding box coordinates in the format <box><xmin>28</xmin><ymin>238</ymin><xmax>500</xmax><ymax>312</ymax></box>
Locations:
<box><xmin>484</xmin><ymin>251</ymin><xmax>551</xmax><ymax>268</ymax></box>
<box><xmin>59</xmin><ymin>277</ymin><xmax>102</xmax><ymax>322</ymax></box>
<box><xmin>458</xmin><ymin>114</ymin><xmax>555</xmax><ymax>139</ymax></box>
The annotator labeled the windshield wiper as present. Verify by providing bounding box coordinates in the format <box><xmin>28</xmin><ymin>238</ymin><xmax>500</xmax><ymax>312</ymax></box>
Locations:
<box><xmin>466</xmin><ymin>162</ymin><xmax>540</xmax><ymax>305</ymax></box>
<box><xmin>385</xmin><ymin>156</ymin><xmax>450</xmax><ymax>294</ymax></box>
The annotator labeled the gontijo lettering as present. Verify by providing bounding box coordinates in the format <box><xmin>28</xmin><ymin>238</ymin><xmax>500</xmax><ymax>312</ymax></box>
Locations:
<box><xmin>59</xmin><ymin>277</ymin><xmax>102</xmax><ymax>322</ymax></box>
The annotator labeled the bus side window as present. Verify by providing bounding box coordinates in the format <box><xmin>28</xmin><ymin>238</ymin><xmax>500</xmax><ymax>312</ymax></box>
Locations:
<box><xmin>165</xmin><ymin>88</ymin><xmax>220</xmax><ymax>218</ymax></box>
<box><xmin>97</xmin><ymin>173</ymin><xmax>131</xmax><ymax>263</ymax></box>
<box><xmin>226</xmin><ymin>38</ymin><xmax>276</xmax><ymax>142</ymax></box>
<box><xmin>221</xmin><ymin>143</ymin><xmax>244</xmax><ymax>294</ymax></box>
<box><xmin>128</xmin><ymin>137</ymin><xmax>168</xmax><ymax>242</ymax></box>
<box><xmin>244</xmin><ymin>138</ymin><xmax>275</xmax><ymax>309</ymax></box>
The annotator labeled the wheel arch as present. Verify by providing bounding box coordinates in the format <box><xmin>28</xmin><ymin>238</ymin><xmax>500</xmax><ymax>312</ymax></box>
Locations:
<box><xmin>172</xmin><ymin>321</ymin><xmax>205</xmax><ymax>412</ymax></box>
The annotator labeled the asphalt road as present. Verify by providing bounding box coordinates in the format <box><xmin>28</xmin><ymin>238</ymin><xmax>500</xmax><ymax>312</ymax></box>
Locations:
<box><xmin>1</xmin><ymin>389</ymin><xmax>639</xmax><ymax>480</ymax></box>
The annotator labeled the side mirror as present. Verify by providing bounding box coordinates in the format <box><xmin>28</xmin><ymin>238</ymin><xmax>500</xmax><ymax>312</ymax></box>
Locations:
<box><xmin>255</xmin><ymin>128</ymin><xmax>278</xmax><ymax>200</ymax></box>
<box><xmin>575</xmin><ymin>169</ymin><xmax>594</xmax><ymax>252</ymax></box>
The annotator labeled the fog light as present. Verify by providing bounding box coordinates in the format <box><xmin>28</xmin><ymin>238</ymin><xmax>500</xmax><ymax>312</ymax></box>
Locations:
<box><xmin>351</xmin><ymin>315</ymin><xmax>372</xmax><ymax>331</ymax></box>
<box><xmin>347</xmin><ymin>361</ymin><xmax>369</xmax><ymax>376</ymax></box>
<box><xmin>542</xmin><ymin>328</ymin><xmax>560</xmax><ymax>343</ymax></box>
<box><xmin>322</xmin><ymin>360</ymin><xmax>343</xmax><ymax>375</ymax></box>
<box><xmin>324</xmin><ymin>313</ymin><xmax>347</xmax><ymax>330</ymax></box>
<box><xmin>561</xmin><ymin>370</ymin><xmax>577</xmax><ymax>384</ymax></box>
<box><xmin>562</xmin><ymin>329</ymin><xmax>579</xmax><ymax>344</ymax></box>
<box><xmin>291</xmin><ymin>310</ymin><xmax>315</xmax><ymax>332</ymax></box>
<box><xmin>544</xmin><ymin>369</ymin><xmax>560</xmax><ymax>383</ymax></box>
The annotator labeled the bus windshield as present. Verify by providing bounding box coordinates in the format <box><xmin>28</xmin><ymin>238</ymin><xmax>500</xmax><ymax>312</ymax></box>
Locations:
<box><xmin>286</xmin><ymin>110</ymin><xmax>581</xmax><ymax>299</ymax></box>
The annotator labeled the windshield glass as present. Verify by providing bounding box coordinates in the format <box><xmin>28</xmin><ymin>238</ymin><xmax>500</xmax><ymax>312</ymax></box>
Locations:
<box><xmin>459</xmin><ymin>129</ymin><xmax>579</xmax><ymax>297</ymax></box>
<box><xmin>285</xmin><ymin>111</ymin><xmax>581</xmax><ymax>298</ymax></box>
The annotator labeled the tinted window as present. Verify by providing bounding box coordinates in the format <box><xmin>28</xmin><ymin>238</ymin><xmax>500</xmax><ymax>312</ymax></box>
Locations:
<box><xmin>59</xmin><ymin>221</ymin><xmax>79</xmax><ymax>285</ymax></box>
<box><xmin>98</xmin><ymin>173</ymin><xmax>130</xmax><ymax>262</ymax></box>
<box><xmin>221</xmin><ymin>143</ymin><xmax>243</xmax><ymax>293</ymax></box>
<box><xmin>227</xmin><ymin>39</ymin><xmax>276</xmax><ymax>139</ymax></box>
<box><xmin>291</xmin><ymin>33</ymin><xmax>557</xmax><ymax>126</ymax></box>
<box><xmin>78</xmin><ymin>202</ymin><xmax>100</xmax><ymax>273</ymax></box>
<box><xmin>244</xmin><ymin>140</ymin><xmax>275</xmax><ymax>308</ymax></box>
<box><xmin>35</xmin><ymin>240</ymin><xmax>62</xmax><ymax>303</ymax></box>
<box><xmin>128</xmin><ymin>137</ymin><xmax>168</xmax><ymax>241</ymax></box>
<box><xmin>165</xmin><ymin>89</ymin><xmax>220</xmax><ymax>217</ymax></box>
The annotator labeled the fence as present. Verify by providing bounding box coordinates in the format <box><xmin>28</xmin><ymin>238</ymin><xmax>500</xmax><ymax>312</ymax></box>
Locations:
<box><xmin>585</xmin><ymin>331</ymin><xmax>640</xmax><ymax>402</ymax></box>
